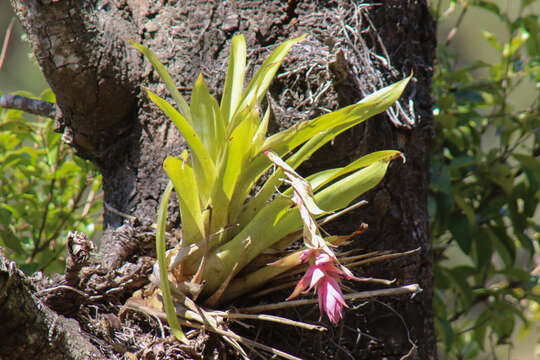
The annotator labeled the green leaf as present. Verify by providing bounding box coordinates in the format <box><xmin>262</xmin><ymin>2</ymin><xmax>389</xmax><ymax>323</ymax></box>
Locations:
<box><xmin>237</xmin><ymin>34</ymin><xmax>306</xmax><ymax>113</ymax></box>
<box><xmin>212</xmin><ymin>108</ymin><xmax>259</xmax><ymax>233</ymax></box>
<box><xmin>127</xmin><ymin>39</ymin><xmax>192</xmax><ymax>122</ymax></box>
<box><xmin>311</xmin><ymin>151</ymin><xmax>402</xmax><ymax>192</ymax></box>
<box><xmin>503</xmin><ymin>28</ymin><xmax>529</xmax><ymax>58</ymax></box>
<box><xmin>475</xmin><ymin>1</ymin><xmax>500</xmax><ymax>16</ymax></box>
<box><xmin>436</xmin><ymin>317</ymin><xmax>455</xmax><ymax>351</ymax></box>
<box><xmin>487</xmin><ymin>226</ymin><xmax>516</xmax><ymax>267</ymax></box>
<box><xmin>443</xmin><ymin>266</ymin><xmax>474</xmax><ymax>308</ymax></box>
<box><xmin>313</xmin><ymin>160</ymin><xmax>392</xmax><ymax>213</ymax></box>
<box><xmin>262</xmin><ymin>75</ymin><xmax>411</xmax><ymax>156</ymax></box>
<box><xmin>522</xmin><ymin>15</ymin><xmax>539</xmax><ymax>57</ymax></box>
<box><xmin>485</xmin><ymin>163</ymin><xmax>513</xmax><ymax>194</ymax></box>
<box><xmin>472</xmin><ymin>227</ymin><xmax>492</xmax><ymax>269</ymax></box>
<box><xmin>0</xmin><ymin>228</ymin><xmax>25</xmax><ymax>255</ymax></box>
<box><xmin>201</xmin><ymin>160</ymin><xmax>393</xmax><ymax>295</ymax></box>
<box><xmin>482</xmin><ymin>30</ymin><xmax>503</xmax><ymax>52</ymax></box>
<box><xmin>220</xmin><ymin>108</ymin><xmax>257</xmax><ymax>201</ymax></box>
<box><xmin>0</xmin><ymin>119</ymin><xmax>34</xmax><ymax>134</ymax></box>
<box><xmin>155</xmin><ymin>181</ymin><xmax>188</xmax><ymax>344</ymax></box>
<box><xmin>221</xmin><ymin>34</ymin><xmax>247</xmax><ymax>125</ymax></box>
<box><xmin>221</xmin><ymin>249</ymin><xmax>304</xmax><ymax>302</ymax></box>
<box><xmin>453</xmin><ymin>194</ymin><xmax>476</xmax><ymax>229</ymax></box>
<box><xmin>145</xmin><ymin>88</ymin><xmax>216</xmax><ymax>198</ymax></box>
<box><xmin>237</xmin><ymin>76</ymin><xmax>411</xmax><ymax>223</ymax></box>
<box><xmin>513</xmin><ymin>153</ymin><xmax>540</xmax><ymax>178</ymax></box>
<box><xmin>473</xmin><ymin>310</ymin><xmax>490</xmax><ymax>349</ymax></box>
<box><xmin>20</xmin><ymin>263</ymin><xmax>40</xmax><ymax>274</ymax></box>
<box><xmin>448</xmin><ymin>212</ymin><xmax>472</xmax><ymax>254</ymax></box>
<box><xmin>190</xmin><ymin>73</ymin><xmax>224</xmax><ymax>160</ymax></box>
<box><xmin>497</xmin><ymin>266</ymin><xmax>534</xmax><ymax>284</ymax></box>
<box><xmin>40</xmin><ymin>88</ymin><xmax>56</xmax><ymax>103</ymax></box>
<box><xmin>164</xmin><ymin>153</ymin><xmax>205</xmax><ymax>245</ymax></box>
<box><xmin>250</xmin><ymin>105</ymin><xmax>271</xmax><ymax>157</ymax></box>
<box><xmin>191</xmin><ymin>196</ymin><xmax>292</xmax><ymax>296</ymax></box>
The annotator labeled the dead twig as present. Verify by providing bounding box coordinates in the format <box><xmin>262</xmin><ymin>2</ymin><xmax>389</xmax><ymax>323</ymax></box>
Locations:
<box><xmin>211</xmin><ymin>311</ymin><xmax>327</xmax><ymax>332</ymax></box>
<box><xmin>123</xmin><ymin>302</ymin><xmax>304</xmax><ymax>360</ymax></box>
<box><xmin>344</xmin><ymin>247</ymin><xmax>421</xmax><ymax>268</ymax></box>
<box><xmin>237</xmin><ymin>284</ymin><xmax>422</xmax><ymax>313</ymax></box>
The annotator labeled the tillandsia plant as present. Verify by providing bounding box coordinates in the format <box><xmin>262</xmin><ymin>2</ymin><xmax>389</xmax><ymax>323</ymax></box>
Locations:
<box><xmin>129</xmin><ymin>34</ymin><xmax>411</xmax><ymax>344</ymax></box>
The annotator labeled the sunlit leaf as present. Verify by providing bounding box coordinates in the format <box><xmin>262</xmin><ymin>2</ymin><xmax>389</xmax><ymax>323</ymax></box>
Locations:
<box><xmin>145</xmin><ymin>88</ymin><xmax>216</xmax><ymax>198</ymax></box>
<box><xmin>128</xmin><ymin>39</ymin><xmax>191</xmax><ymax>122</ymax></box>
<box><xmin>191</xmin><ymin>74</ymin><xmax>224</xmax><ymax>161</ymax></box>
<box><xmin>221</xmin><ymin>34</ymin><xmax>246</xmax><ymax>124</ymax></box>
<box><xmin>237</xmin><ymin>34</ymin><xmax>306</xmax><ymax>115</ymax></box>
<box><xmin>155</xmin><ymin>181</ymin><xmax>188</xmax><ymax>344</ymax></box>
<box><xmin>164</xmin><ymin>153</ymin><xmax>205</xmax><ymax>245</ymax></box>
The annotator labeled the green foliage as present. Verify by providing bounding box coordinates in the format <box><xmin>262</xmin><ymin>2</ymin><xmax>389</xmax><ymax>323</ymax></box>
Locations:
<box><xmin>431</xmin><ymin>0</ymin><xmax>540</xmax><ymax>357</ymax></box>
<box><xmin>0</xmin><ymin>89</ymin><xmax>102</xmax><ymax>274</ymax></box>
<box><xmin>133</xmin><ymin>35</ymin><xmax>408</xmax><ymax>339</ymax></box>
<box><xmin>155</xmin><ymin>181</ymin><xmax>188</xmax><ymax>344</ymax></box>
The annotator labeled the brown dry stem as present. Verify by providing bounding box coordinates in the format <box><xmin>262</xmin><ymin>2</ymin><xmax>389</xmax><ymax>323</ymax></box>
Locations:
<box><xmin>237</xmin><ymin>283</ymin><xmax>422</xmax><ymax>314</ymax></box>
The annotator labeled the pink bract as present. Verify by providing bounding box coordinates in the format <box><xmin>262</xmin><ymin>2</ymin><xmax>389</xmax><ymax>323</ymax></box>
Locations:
<box><xmin>288</xmin><ymin>250</ymin><xmax>353</xmax><ymax>324</ymax></box>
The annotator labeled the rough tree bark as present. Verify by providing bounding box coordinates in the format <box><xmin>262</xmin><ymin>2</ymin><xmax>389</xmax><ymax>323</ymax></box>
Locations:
<box><xmin>3</xmin><ymin>0</ymin><xmax>436</xmax><ymax>359</ymax></box>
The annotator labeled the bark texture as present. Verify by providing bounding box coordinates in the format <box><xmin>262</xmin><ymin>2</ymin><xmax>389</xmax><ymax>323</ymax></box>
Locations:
<box><xmin>7</xmin><ymin>0</ymin><xmax>436</xmax><ymax>359</ymax></box>
<box><xmin>0</xmin><ymin>255</ymin><xmax>102</xmax><ymax>359</ymax></box>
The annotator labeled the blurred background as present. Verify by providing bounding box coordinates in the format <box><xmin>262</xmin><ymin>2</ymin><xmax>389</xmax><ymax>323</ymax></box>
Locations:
<box><xmin>432</xmin><ymin>1</ymin><xmax>539</xmax><ymax>359</ymax></box>
<box><xmin>0</xmin><ymin>2</ymin><xmax>48</xmax><ymax>93</ymax></box>
<box><xmin>0</xmin><ymin>2</ymin><xmax>103</xmax><ymax>274</ymax></box>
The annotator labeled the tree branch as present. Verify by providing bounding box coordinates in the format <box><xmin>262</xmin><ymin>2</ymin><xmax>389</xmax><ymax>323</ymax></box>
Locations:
<box><xmin>0</xmin><ymin>94</ymin><xmax>56</xmax><ymax>118</ymax></box>
<box><xmin>10</xmin><ymin>0</ymin><xmax>137</xmax><ymax>160</ymax></box>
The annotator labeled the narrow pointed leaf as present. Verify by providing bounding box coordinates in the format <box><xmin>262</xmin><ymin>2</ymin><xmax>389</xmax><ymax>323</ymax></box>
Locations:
<box><xmin>221</xmin><ymin>250</ymin><xmax>304</xmax><ymax>303</ymax></box>
<box><xmin>164</xmin><ymin>153</ymin><xmax>205</xmax><ymax>244</ymax></box>
<box><xmin>145</xmin><ymin>88</ymin><xmax>216</xmax><ymax>196</ymax></box>
<box><xmin>208</xmin><ymin>108</ymin><xmax>259</xmax><ymax>235</ymax></box>
<box><xmin>191</xmin><ymin>73</ymin><xmax>224</xmax><ymax>160</ymax></box>
<box><xmin>221</xmin><ymin>108</ymin><xmax>258</xmax><ymax>200</ymax></box>
<box><xmin>263</xmin><ymin>75</ymin><xmax>411</xmax><ymax>155</ymax></box>
<box><xmin>200</xmin><ymin>160</ymin><xmax>392</xmax><ymax>295</ymax></box>
<box><xmin>308</xmin><ymin>150</ymin><xmax>402</xmax><ymax>192</ymax></box>
<box><xmin>194</xmin><ymin>196</ymin><xmax>293</xmax><ymax>295</ymax></box>
<box><xmin>237</xmin><ymin>34</ymin><xmax>306</xmax><ymax>114</ymax></box>
<box><xmin>221</xmin><ymin>35</ymin><xmax>247</xmax><ymax>124</ymax></box>
<box><xmin>226</xmin><ymin>106</ymin><xmax>269</xmax><ymax>224</ymax></box>
<box><xmin>128</xmin><ymin>39</ymin><xmax>191</xmax><ymax>122</ymax></box>
<box><xmin>155</xmin><ymin>181</ymin><xmax>188</xmax><ymax>344</ymax></box>
<box><xmin>313</xmin><ymin>160</ymin><xmax>390</xmax><ymax>210</ymax></box>
<box><xmin>238</xmin><ymin>76</ymin><xmax>410</xmax><ymax>221</ymax></box>
<box><xmin>251</xmin><ymin>105</ymin><xmax>271</xmax><ymax>156</ymax></box>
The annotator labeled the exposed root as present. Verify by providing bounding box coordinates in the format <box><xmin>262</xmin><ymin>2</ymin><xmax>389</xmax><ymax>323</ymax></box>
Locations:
<box><xmin>122</xmin><ymin>299</ymin><xmax>313</xmax><ymax>360</ymax></box>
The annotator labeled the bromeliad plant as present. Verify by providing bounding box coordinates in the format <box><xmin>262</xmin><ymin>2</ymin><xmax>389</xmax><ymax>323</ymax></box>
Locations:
<box><xmin>130</xmin><ymin>34</ymin><xmax>410</xmax><ymax>343</ymax></box>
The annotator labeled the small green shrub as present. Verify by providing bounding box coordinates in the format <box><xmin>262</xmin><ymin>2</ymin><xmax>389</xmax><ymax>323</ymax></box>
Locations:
<box><xmin>0</xmin><ymin>89</ymin><xmax>102</xmax><ymax>274</ymax></box>
<box><xmin>430</xmin><ymin>0</ymin><xmax>540</xmax><ymax>357</ymax></box>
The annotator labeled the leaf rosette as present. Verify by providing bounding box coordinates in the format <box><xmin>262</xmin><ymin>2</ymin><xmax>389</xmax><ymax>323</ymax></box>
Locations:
<box><xmin>129</xmin><ymin>34</ymin><xmax>409</xmax><ymax>340</ymax></box>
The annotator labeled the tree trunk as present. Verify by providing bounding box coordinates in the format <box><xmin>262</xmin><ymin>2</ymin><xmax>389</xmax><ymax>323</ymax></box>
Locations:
<box><xmin>5</xmin><ymin>0</ymin><xmax>436</xmax><ymax>359</ymax></box>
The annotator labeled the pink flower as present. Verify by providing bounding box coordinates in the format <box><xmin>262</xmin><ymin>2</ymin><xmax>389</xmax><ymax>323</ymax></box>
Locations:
<box><xmin>287</xmin><ymin>250</ymin><xmax>355</xmax><ymax>324</ymax></box>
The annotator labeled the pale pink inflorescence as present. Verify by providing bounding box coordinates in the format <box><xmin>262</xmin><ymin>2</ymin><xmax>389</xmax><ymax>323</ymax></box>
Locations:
<box><xmin>265</xmin><ymin>150</ymin><xmax>361</xmax><ymax>324</ymax></box>
<box><xmin>287</xmin><ymin>249</ymin><xmax>359</xmax><ymax>324</ymax></box>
